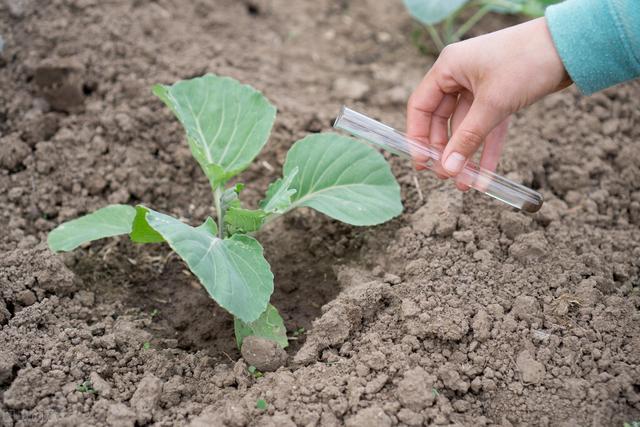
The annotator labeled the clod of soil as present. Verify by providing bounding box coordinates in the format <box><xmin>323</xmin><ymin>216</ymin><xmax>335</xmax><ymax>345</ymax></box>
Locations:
<box><xmin>241</xmin><ymin>336</ymin><xmax>288</xmax><ymax>372</ymax></box>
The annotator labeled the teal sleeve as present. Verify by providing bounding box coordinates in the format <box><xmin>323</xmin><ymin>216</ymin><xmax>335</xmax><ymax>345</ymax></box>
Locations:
<box><xmin>545</xmin><ymin>0</ymin><xmax>640</xmax><ymax>95</ymax></box>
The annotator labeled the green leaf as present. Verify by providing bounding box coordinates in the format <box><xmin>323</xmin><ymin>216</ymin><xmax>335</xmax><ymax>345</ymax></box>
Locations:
<box><xmin>282</xmin><ymin>133</ymin><xmax>402</xmax><ymax>226</ymax></box>
<box><xmin>260</xmin><ymin>167</ymin><xmax>298</xmax><ymax>214</ymax></box>
<box><xmin>520</xmin><ymin>0</ymin><xmax>559</xmax><ymax>16</ymax></box>
<box><xmin>48</xmin><ymin>205</ymin><xmax>137</xmax><ymax>252</ymax></box>
<box><xmin>225</xmin><ymin>207</ymin><xmax>267</xmax><ymax>234</ymax></box>
<box><xmin>130</xmin><ymin>206</ymin><xmax>164</xmax><ymax>243</ymax></box>
<box><xmin>152</xmin><ymin>74</ymin><xmax>276</xmax><ymax>185</ymax></box>
<box><xmin>403</xmin><ymin>0</ymin><xmax>469</xmax><ymax>25</ymax></box>
<box><xmin>144</xmin><ymin>209</ymin><xmax>273</xmax><ymax>322</ymax></box>
<box><xmin>484</xmin><ymin>0</ymin><xmax>558</xmax><ymax>16</ymax></box>
<box><xmin>234</xmin><ymin>304</ymin><xmax>288</xmax><ymax>349</ymax></box>
<box><xmin>199</xmin><ymin>217</ymin><xmax>219</xmax><ymax>236</ymax></box>
<box><xmin>221</xmin><ymin>186</ymin><xmax>242</xmax><ymax>211</ymax></box>
<box><xmin>256</xmin><ymin>399</ymin><xmax>267</xmax><ymax>410</ymax></box>
<box><xmin>203</xmin><ymin>163</ymin><xmax>227</xmax><ymax>189</ymax></box>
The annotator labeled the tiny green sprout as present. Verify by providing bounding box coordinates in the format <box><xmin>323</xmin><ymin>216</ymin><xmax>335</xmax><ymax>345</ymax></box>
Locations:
<box><xmin>248</xmin><ymin>366</ymin><xmax>264</xmax><ymax>379</ymax></box>
<box><xmin>432</xmin><ymin>387</ymin><xmax>440</xmax><ymax>398</ymax></box>
<box><xmin>76</xmin><ymin>381</ymin><xmax>97</xmax><ymax>394</ymax></box>
<box><xmin>624</xmin><ymin>422</ymin><xmax>640</xmax><ymax>427</ymax></box>
<box><xmin>293</xmin><ymin>327</ymin><xmax>306</xmax><ymax>337</ymax></box>
<box><xmin>150</xmin><ymin>308</ymin><xmax>160</xmax><ymax>319</ymax></box>
<box><xmin>143</xmin><ymin>342</ymin><xmax>151</xmax><ymax>350</ymax></box>
<box><xmin>47</xmin><ymin>74</ymin><xmax>403</xmax><ymax>350</ymax></box>
<box><xmin>256</xmin><ymin>399</ymin><xmax>268</xmax><ymax>410</ymax></box>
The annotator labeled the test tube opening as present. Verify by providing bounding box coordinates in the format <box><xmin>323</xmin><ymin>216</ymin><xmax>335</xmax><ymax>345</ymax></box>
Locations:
<box><xmin>333</xmin><ymin>105</ymin><xmax>348</xmax><ymax>129</ymax></box>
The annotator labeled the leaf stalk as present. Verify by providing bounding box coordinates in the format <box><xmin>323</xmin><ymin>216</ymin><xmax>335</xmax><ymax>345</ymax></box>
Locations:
<box><xmin>214</xmin><ymin>186</ymin><xmax>224</xmax><ymax>239</ymax></box>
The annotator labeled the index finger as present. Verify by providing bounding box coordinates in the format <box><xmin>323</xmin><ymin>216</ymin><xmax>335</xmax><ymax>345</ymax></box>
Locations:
<box><xmin>406</xmin><ymin>69</ymin><xmax>446</xmax><ymax>142</ymax></box>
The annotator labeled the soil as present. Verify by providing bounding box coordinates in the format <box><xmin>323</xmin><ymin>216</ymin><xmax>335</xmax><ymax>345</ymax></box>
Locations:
<box><xmin>1</xmin><ymin>0</ymin><xmax>639</xmax><ymax>426</ymax></box>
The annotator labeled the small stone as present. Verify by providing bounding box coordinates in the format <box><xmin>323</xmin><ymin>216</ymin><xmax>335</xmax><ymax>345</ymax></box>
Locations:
<box><xmin>241</xmin><ymin>336</ymin><xmax>287</xmax><ymax>372</ymax></box>
<box><xmin>516</xmin><ymin>350</ymin><xmax>545</xmax><ymax>384</ymax></box>
<box><xmin>511</xmin><ymin>295</ymin><xmax>541</xmax><ymax>325</ymax></box>
<box><xmin>396</xmin><ymin>367</ymin><xmax>436</xmax><ymax>411</ymax></box>
<box><xmin>345</xmin><ymin>405</ymin><xmax>391</xmax><ymax>427</ymax></box>
<box><xmin>107</xmin><ymin>403</ymin><xmax>136</xmax><ymax>427</ymax></box>
<box><xmin>130</xmin><ymin>374</ymin><xmax>163</xmax><ymax>423</ymax></box>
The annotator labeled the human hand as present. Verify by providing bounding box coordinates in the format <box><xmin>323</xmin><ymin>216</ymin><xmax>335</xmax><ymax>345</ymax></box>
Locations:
<box><xmin>407</xmin><ymin>17</ymin><xmax>572</xmax><ymax>190</ymax></box>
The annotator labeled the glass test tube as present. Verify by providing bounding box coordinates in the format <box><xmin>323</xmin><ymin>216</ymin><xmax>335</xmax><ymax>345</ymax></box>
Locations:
<box><xmin>333</xmin><ymin>106</ymin><xmax>543</xmax><ymax>213</ymax></box>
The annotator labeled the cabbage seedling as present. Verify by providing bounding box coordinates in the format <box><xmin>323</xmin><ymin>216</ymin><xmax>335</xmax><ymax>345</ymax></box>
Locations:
<box><xmin>404</xmin><ymin>0</ymin><xmax>559</xmax><ymax>51</ymax></box>
<box><xmin>48</xmin><ymin>74</ymin><xmax>403</xmax><ymax>349</ymax></box>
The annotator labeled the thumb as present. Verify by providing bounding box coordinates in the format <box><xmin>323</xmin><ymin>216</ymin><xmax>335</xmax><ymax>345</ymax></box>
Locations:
<box><xmin>442</xmin><ymin>100</ymin><xmax>505</xmax><ymax>176</ymax></box>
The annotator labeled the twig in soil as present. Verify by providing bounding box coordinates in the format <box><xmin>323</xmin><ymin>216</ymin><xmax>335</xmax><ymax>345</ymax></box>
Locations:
<box><xmin>160</xmin><ymin>251</ymin><xmax>176</xmax><ymax>273</ymax></box>
<box><xmin>413</xmin><ymin>175</ymin><xmax>424</xmax><ymax>202</ymax></box>
<box><xmin>221</xmin><ymin>351</ymin><xmax>235</xmax><ymax>364</ymax></box>
<box><xmin>100</xmin><ymin>239</ymin><xmax>121</xmax><ymax>262</ymax></box>
<box><xmin>261</xmin><ymin>160</ymin><xmax>274</xmax><ymax>172</ymax></box>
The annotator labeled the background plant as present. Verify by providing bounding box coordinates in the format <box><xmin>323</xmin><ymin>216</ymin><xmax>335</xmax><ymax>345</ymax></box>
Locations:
<box><xmin>48</xmin><ymin>74</ymin><xmax>402</xmax><ymax>349</ymax></box>
<box><xmin>404</xmin><ymin>0</ymin><xmax>559</xmax><ymax>52</ymax></box>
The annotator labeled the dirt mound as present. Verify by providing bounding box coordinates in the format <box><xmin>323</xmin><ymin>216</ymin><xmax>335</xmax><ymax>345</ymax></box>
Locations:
<box><xmin>1</xmin><ymin>0</ymin><xmax>639</xmax><ymax>425</ymax></box>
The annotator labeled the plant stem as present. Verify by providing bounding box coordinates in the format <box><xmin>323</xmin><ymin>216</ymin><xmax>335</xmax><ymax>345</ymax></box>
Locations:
<box><xmin>425</xmin><ymin>24</ymin><xmax>445</xmax><ymax>52</ymax></box>
<box><xmin>452</xmin><ymin>4</ymin><xmax>492</xmax><ymax>42</ymax></box>
<box><xmin>443</xmin><ymin>14</ymin><xmax>455</xmax><ymax>45</ymax></box>
<box><xmin>214</xmin><ymin>186</ymin><xmax>224</xmax><ymax>239</ymax></box>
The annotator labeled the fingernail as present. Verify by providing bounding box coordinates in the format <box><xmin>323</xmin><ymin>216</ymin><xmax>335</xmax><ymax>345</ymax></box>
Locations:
<box><xmin>444</xmin><ymin>152</ymin><xmax>466</xmax><ymax>174</ymax></box>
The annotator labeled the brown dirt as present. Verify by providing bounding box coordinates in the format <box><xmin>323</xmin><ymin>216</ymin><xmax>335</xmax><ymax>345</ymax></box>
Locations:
<box><xmin>1</xmin><ymin>0</ymin><xmax>640</xmax><ymax>426</ymax></box>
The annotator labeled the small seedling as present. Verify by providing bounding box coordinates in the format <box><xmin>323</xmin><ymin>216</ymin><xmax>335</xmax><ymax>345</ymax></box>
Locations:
<box><xmin>150</xmin><ymin>308</ymin><xmax>160</xmax><ymax>319</ymax></box>
<box><xmin>76</xmin><ymin>381</ymin><xmax>97</xmax><ymax>394</ymax></box>
<box><xmin>248</xmin><ymin>366</ymin><xmax>264</xmax><ymax>379</ymax></box>
<box><xmin>293</xmin><ymin>327</ymin><xmax>305</xmax><ymax>337</ymax></box>
<box><xmin>47</xmin><ymin>74</ymin><xmax>403</xmax><ymax>351</ymax></box>
<box><xmin>624</xmin><ymin>422</ymin><xmax>640</xmax><ymax>427</ymax></box>
<box><xmin>404</xmin><ymin>0</ymin><xmax>559</xmax><ymax>51</ymax></box>
<box><xmin>256</xmin><ymin>399</ymin><xmax>268</xmax><ymax>410</ymax></box>
<box><xmin>143</xmin><ymin>342</ymin><xmax>151</xmax><ymax>350</ymax></box>
<box><xmin>432</xmin><ymin>387</ymin><xmax>440</xmax><ymax>397</ymax></box>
